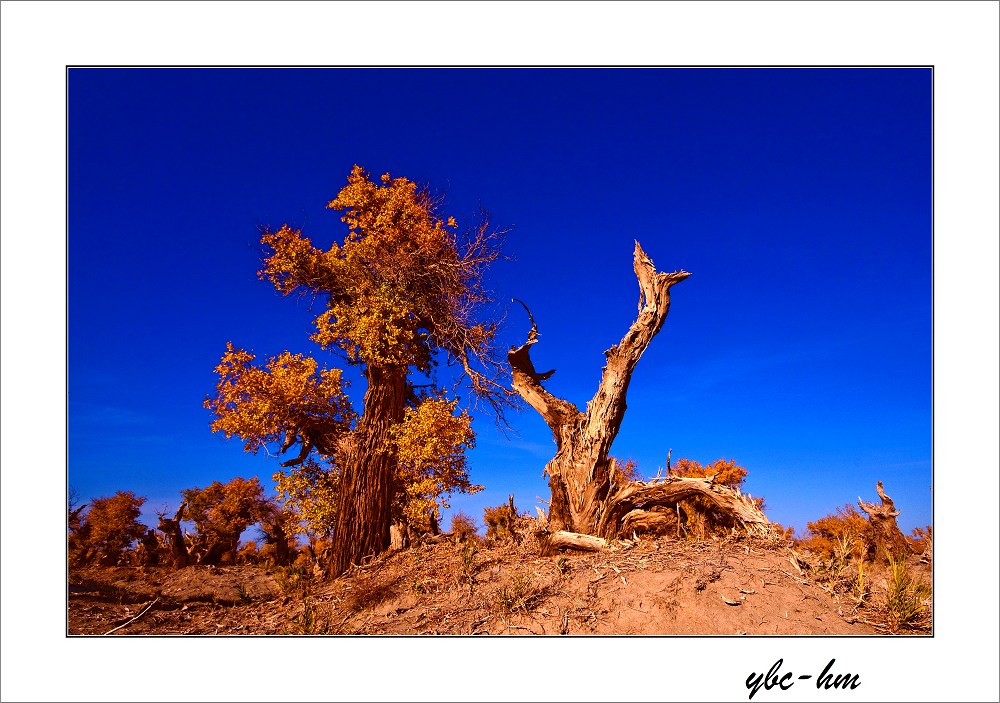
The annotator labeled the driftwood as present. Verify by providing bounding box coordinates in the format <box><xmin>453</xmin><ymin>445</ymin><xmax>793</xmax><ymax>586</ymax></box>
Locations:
<box><xmin>600</xmin><ymin>475</ymin><xmax>771</xmax><ymax>538</ymax></box>
<box><xmin>858</xmin><ymin>481</ymin><xmax>911</xmax><ymax>560</ymax></box>
<box><xmin>540</xmin><ymin>530</ymin><xmax>609</xmax><ymax>553</ymax></box>
<box><xmin>510</xmin><ymin>242</ymin><xmax>771</xmax><ymax>540</ymax></box>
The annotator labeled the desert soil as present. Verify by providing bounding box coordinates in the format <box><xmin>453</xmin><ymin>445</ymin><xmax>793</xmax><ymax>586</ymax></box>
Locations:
<box><xmin>68</xmin><ymin>529</ymin><xmax>930</xmax><ymax>636</ymax></box>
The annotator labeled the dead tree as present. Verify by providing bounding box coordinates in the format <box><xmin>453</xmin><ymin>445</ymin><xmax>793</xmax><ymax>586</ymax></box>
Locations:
<box><xmin>509</xmin><ymin>242</ymin><xmax>770</xmax><ymax>545</ymax></box>
<box><xmin>156</xmin><ymin>503</ymin><xmax>189</xmax><ymax>569</ymax></box>
<box><xmin>137</xmin><ymin>529</ymin><xmax>160</xmax><ymax>566</ymax></box>
<box><xmin>858</xmin><ymin>481</ymin><xmax>911</xmax><ymax>561</ymax></box>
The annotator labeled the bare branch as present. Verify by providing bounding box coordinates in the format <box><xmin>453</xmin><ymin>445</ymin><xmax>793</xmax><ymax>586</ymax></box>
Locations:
<box><xmin>103</xmin><ymin>598</ymin><xmax>159</xmax><ymax>636</ymax></box>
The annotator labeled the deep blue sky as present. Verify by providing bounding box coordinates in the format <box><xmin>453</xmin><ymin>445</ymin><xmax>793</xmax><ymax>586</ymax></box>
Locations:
<box><xmin>68</xmin><ymin>67</ymin><xmax>932</xmax><ymax>538</ymax></box>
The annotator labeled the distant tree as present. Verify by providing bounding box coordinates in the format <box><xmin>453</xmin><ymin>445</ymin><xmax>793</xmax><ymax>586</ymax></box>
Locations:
<box><xmin>156</xmin><ymin>502</ymin><xmax>189</xmax><ymax>569</ymax></box>
<box><xmin>256</xmin><ymin>500</ymin><xmax>299</xmax><ymax>567</ymax></box>
<box><xmin>236</xmin><ymin>540</ymin><xmax>260</xmax><ymax>565</ymax></box>
<box><xmin>74</xmin><ymin>490</ymin><xmax>147</xmax><ymax>565</ymax></box>
<box><xmin>182</xmin><ymin>477</ymin><xmax>266</xmax><ymax>565</ymax></box>
<box><xmin>68</xmin><ymin>489</ymin><xmax>90</xmax><ymax>563</ymax></box>
<box><xmin>608</xmin><ymin>456</ymin><xmax>642</xmax><ymax>487</ymax></box>
<box><xmin>207</xmin><ymin>165</ymin><xmax>508</xmax><ymax>575</ymax></box>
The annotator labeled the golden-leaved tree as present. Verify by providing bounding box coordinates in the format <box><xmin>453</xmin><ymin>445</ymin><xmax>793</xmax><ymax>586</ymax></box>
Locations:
<box><xmin>69</xmin><ymin>490</ymin><xmax>147</xmax><ymax>565</ymax></box>
<box><xmin>181</xmin><ymin>476</ymin><xmax>267</xmax><ymax>565</ymax></box>
<box><xmin>206</xmin><ymin>165</ymin><xmax>507</xmax><ymax>575</ymax></box>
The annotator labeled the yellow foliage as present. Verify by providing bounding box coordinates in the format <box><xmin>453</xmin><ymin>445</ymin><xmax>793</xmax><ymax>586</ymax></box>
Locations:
<box><xmin>204</xmin><ymin>343</ymin><xmax>353</xmax><ymax>456</ymax></box>
<box><xmin>392</xmin><ymin>396</ymin><xmax>482</xmax><ymax>531</ymax></box>
<box><xmin>258</xmin><ymin>165</ymin><xmax>498</xmax><ymax>371</ymax></box>
<box><xmin>669</xmin><ymin>457</ymin><xmax>747</xmax><ymax>489</ymax></box>
<box><xmin>609</xmin><ymin>456</ymin><xmax>642</xmax><ymax>485</ymax></box>
<box><xmin>209</xmin><ymin>166</ymin><xmax>507</xmax><ymax>549</ymax></box>
<box><xmin>77</xmin><ymin>490</ymin><xmax>147</xmax><ymax>563</ymax></box>
<box><xmin>483</xmin><ymin>496</ymin><xmax>518</xmax><ymax>542</ymax></box>
<box><xmin>273</xmin><ymin>458</ymin><xmax>340</xmax><ymax>539</ymax></box>
<box><xmin>801</xmin><ymin>504</ymin><xmax>871</xmax><ymax>561</ymax></box>
<box><xmin>182</xmin><ymin>477</ymin><xmax>266</xmax><ymax>559</ymax></box>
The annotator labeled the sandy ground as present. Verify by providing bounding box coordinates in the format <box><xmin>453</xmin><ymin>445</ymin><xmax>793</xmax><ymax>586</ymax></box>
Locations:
<box><xmin>68</xmin><ymin>528</ymin><xmax>931</xmax><ymax>636</ymax></box>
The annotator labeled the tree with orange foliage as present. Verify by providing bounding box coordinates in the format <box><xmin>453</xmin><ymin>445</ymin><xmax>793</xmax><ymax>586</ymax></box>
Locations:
<box><xmin>207</xmin><ymin>166</ymin><xmax>507</xmax><ymax>575</ymax></box>
<box><xmin>182</xmin><ymin>477</ymin><xmax>266</xmax><ymax>565</ymax></box>
<box><xmin>71</xmin><ymin>490</ymin><xmax>147</xmax><ymax>565</ymax></box>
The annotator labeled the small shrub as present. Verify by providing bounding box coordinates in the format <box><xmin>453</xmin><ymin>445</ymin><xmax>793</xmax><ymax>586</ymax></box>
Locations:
<box><xmin>342</xmin><ymin>578</ymin><xmax>395</xmax><ymax>612</ymax></box>
<box><xmin>460</xmin><ymin>542</ymin><xmax>479</xmax><ymax>582</ymax></box>
<box><xmin>483</xmin><ymin>495</ymin><xmax>519</xmax><ymax>542</ymax></box>
<box><xmin>296</xmin><ymin>598</ymin><xmax>318</xmax><ymax>634</ymax></box>
<box><xmin>799</xmin><ymin>504</ymin><xmax>871</xmax><ymax>561</ymax></box>
<box><xmin>235</xmin><ymin>582</ymin><xmax>253</xmax><ymax>604</ymax></box>
<box><xmin>852</xmin><ymin>558</ymin><xmax>869</xmax><ymax>603</ymax></box>
<box><xmin>495</xmin><ymin>572</ymin><xmax>537</xmax><ymax>615</ymax></box>
<box><xmin>449</xmin><ymin>511</ymin><xmax>478</xmax><ymax>543</ymax></box>
<box><xmin>274</xmin><ymin>565</ymin><xmax>310</xmax><ymax>597</ymax></box>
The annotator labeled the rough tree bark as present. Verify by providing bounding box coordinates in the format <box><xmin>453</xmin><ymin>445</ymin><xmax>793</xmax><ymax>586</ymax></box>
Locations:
<box><xmin>329</xmin><ymin>364</ymin><xmax>407</xmax><ymax>575</ymax></box>
<box><xmin>157</xmin><ymin>503</ymin><xmax>189</xmax><ymax>569</ymax></box>
<box><xmin>510</xmin><ymin>242</ymin><xmax>770</xmax><ymax>543</ymax></box>
<box><xmin>858</xmin><ymin>481</ymin><xmax>911</xmax><ymax>561</ymax></box>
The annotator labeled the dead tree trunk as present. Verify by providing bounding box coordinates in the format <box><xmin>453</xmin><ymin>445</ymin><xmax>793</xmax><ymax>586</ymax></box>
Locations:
<box><xmin>157</xmin><ymin>503</ymin><xmax>189</xmax><ymax>569</ymax></box>
<box><xmin>858</xmin><ymin>481</ymin><xmax>911</xmax><ymax>561</ymax></box>
<box><xmin>510</xmin><ymin>242</ymin><xmax>770</xmax><ymax>542</ymax></box>
<box><xmin>329</xmin><ymin>364</ymin><xmax>407</xmax><ymax>576</ymax></box>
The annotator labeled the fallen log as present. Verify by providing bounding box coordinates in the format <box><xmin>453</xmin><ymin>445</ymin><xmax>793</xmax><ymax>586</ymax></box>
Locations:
<box><xmin>597</xmin><ymin>475</ymin><xmax>771</xmax><ymax>539</ymax></box>
<box><xmin>540</xmin><ymin>530</ymin><xmax>609</xmax><ymax>553</ymax></box>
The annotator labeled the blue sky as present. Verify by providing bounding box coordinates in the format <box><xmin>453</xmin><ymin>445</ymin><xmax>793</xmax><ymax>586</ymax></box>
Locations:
<box><xmin>68</xmin><ymin>67</ymin><xmax>932</xmax><ymax>538</ymax></box>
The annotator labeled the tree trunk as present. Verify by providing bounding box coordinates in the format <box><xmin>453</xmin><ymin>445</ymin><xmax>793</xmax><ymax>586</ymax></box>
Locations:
<box><xmin>858</xmin><ymin>481</ymin><xmax>911</xmax><ymax>561</ymax></box>
<box><xmin>510</xmin><ymin>242</ymin><xmax>771</xmax><ymax>541</ymax></box>
<box><xmin>389</xmin><ymin>522</ymin><xmax>410</xmax><ymax>551</ymax></box>
<box><xmin>329</xmin><ymin>364</ymin><xmax>407</xmax><ymax>576</ymax></box>
<box><xmin>157</xmin><ymin>503</ymin><xmax>189</xmax><ymax>569</ymax></box>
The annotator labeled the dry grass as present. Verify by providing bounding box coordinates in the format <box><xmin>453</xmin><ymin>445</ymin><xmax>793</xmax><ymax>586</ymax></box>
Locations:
<box><xmin>882</xmin><ymin>553</ymin><xmax>932</xmax><ymax>633</ymax></box>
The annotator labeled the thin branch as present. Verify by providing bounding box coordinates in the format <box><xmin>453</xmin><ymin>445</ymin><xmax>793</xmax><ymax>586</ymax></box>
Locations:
<box><xmin>103</xmin><ymin>598</ymin><xmax>159</xmax><ymax>636</ymax></box>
